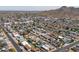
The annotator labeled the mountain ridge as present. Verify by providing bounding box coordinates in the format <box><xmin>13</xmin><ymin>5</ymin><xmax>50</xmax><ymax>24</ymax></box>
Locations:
<box><xmin>38</xmin><ymin>6</ymin><xmax>79</xmax><ymax>19</ymax></box>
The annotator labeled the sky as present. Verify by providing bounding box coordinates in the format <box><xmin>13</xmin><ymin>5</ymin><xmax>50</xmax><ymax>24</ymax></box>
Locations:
<box><xmin>0</xmin><ymin>6</ymin><xmax>61</xmax><ymax>11</ymax></box>
<box><xmin>0</xmin><ymin>6</ymin><xmax>79</xmax><ymax>11</ymax></box>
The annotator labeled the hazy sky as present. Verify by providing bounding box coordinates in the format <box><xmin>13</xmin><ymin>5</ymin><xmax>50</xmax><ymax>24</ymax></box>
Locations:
<box><xmin>0</xmin><ymin>6</ymin><xmax>61</xmax><ymax>11</ymax></box>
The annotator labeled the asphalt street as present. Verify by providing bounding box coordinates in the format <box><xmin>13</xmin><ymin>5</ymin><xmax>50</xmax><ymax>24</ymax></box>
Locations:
<box><xmin>53</xmin><ymin>41</ymin><xmax>79</xmax><ymax>52</ymax></box>
<box><xmin>1</xmin><ymin>25</ymin><xmax>22</xmax><ymax>52</ymax></box>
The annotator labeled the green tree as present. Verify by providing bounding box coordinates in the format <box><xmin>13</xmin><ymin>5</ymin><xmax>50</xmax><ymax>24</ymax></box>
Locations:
<box><xmin>9</xmin><ymin>48</ymin><xmax>16</xmax><ymax>52</ymax></box>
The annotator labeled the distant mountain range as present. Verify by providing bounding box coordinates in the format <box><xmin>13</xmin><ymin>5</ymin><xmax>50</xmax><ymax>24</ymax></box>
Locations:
<box><xmin>0</xmin><ymin>10</ymin><xmax>41</xmax><ymax>13</ymax></box>
<box><xmin>0</xmin><ymin>6</ymin><xmax>79</xmax><ymax>19</ymax></box>
<box><xmin>38</xmin><ymin>6</ymin><xmax>79</xmax><ymax>19</ymax></box>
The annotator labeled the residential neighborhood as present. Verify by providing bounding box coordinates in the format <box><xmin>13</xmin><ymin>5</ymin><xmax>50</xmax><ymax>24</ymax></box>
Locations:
<box><xmin>0</xmin><ymin>6</ymin><xmax>79</xmax><ymax>52</ymax></box>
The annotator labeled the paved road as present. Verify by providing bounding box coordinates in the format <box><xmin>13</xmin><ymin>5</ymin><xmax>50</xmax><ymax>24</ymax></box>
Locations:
<box><xmin>53</xmin><ymin>41</ymin><xmax>79</xmax><ymax>52</ymax></box>
<box><xmin>0</xmin><ymin>25</ymin><xmax>22</xmax><ymax>52</ymax></box>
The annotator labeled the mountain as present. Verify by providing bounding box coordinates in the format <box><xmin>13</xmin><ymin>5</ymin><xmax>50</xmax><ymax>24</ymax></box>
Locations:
<box><xmin>38</xmin><ymin>6</ymin><xmax>79</xmax><ymax>19</ymax></box>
